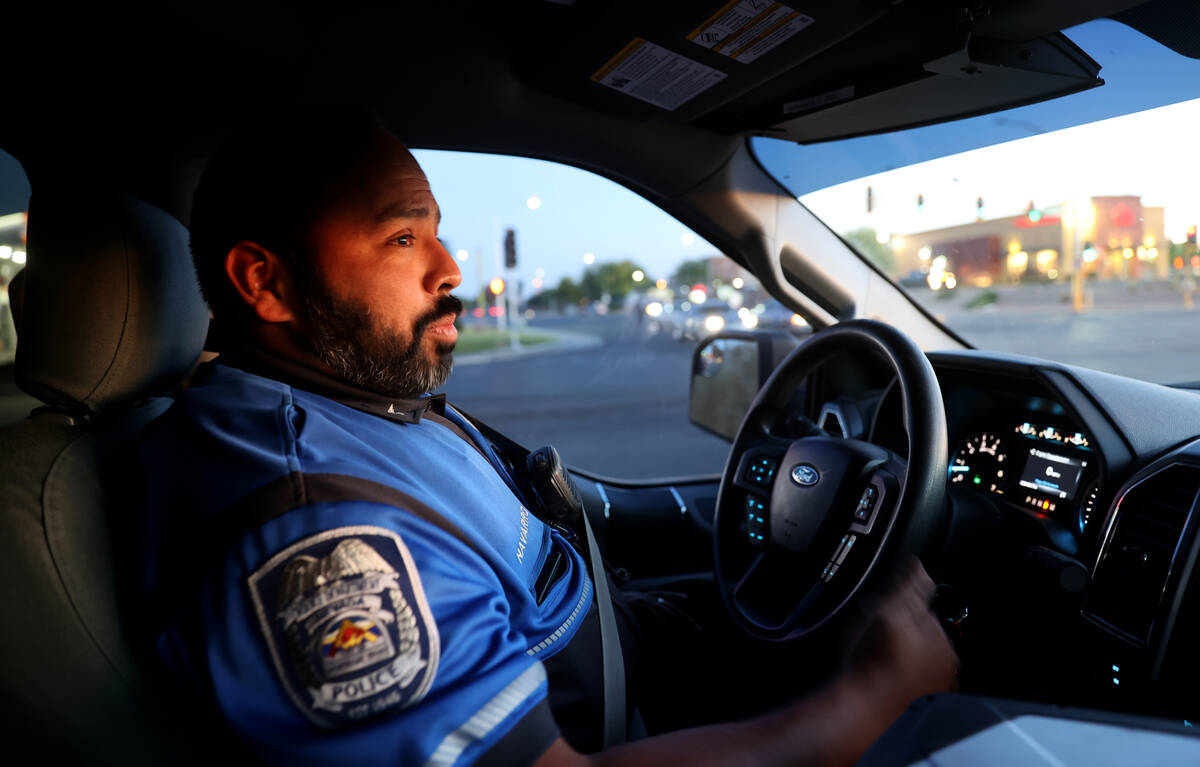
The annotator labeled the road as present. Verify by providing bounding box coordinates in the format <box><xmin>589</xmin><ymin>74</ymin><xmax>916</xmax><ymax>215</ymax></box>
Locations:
<box><xmin>915</xmin><ymin>280</ymin><xmax>1200</xmax><ymax>384</ymax></box>
<box><xmin>443</xmin><ymin>315</ymin><xmax>733</xmax><ymax>481</ymax></box>
<box><xmin>444</xmin><ymin>289</ymin><xmax>1200</xmax><ymax>481</ymax></box>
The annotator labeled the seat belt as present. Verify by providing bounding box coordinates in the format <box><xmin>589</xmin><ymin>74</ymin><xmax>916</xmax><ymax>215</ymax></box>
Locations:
<box><xmin>441</xmin><ymin>405</ymin><xmax>627</xmax><ymax>747</ymax></box>
<box><xmin>579</xmin><ymin>508</ymin><xmax>626</xmax><ymax>748</ymax></box>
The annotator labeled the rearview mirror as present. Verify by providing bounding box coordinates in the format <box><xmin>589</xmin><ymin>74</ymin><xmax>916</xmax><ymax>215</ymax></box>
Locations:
<box><xmin>689</xmin><ymin>330</ymin><xmax>803</xmax><ymax>441</ymax></box>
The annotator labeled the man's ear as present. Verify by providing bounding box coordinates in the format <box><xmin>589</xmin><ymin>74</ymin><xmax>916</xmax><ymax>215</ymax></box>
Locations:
<box><xmin>224</xmin><ymin>241</ymin><xmax>297</xmax><ymax>324</ymax></box>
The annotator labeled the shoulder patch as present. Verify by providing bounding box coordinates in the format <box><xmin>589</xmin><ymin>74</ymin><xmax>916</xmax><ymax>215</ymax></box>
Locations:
<box><xmin>248</xmin><ymin>525</ymin><xmax>440</xmax><ymax>728</ymax></box>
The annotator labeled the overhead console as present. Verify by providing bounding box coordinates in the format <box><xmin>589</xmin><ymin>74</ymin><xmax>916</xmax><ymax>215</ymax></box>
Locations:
<box><xmin>727</xmin><ymin>31</ymin><xmax>1102</xmax><ymax>143</ymax></box>
<box><xmin>507</xmin><ymin>0</ymin><xmax>1143</xmax><ymax>142</ymax></box>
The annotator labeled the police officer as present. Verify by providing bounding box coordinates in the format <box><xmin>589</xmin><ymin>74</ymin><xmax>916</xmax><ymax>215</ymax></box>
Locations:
<box><xmin>139</xmin><ymin>109</ymin><xmax>957</xmax><ymax>766</ymax></box>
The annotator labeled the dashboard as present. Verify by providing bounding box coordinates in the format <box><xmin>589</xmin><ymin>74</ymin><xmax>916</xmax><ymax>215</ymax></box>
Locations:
<box><xmin>802</xmin><ymin>348</ymin><xmax>1200</xmax><ymax>719</ymax></box>
<box><xmin>947</xmin><ymin>411</ymin><xmax>1101</xmax><ymax>539</ymax></box>
<box><xmin>857</xmin><ymin>359</ymin><xmax>1115</xmax><ymax>557</ymax></box>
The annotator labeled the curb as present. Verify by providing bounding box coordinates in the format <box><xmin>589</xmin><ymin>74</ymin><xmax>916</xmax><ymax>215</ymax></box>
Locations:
<box><xmin>453</xmin><ymin>326</ymin><xmax>603</xmax><ymax>366</ymax></box>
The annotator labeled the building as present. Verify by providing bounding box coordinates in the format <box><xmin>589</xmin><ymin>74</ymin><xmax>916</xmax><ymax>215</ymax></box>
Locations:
<box><xmin>891</xmin><ymin>196</ymin><xmax>1167</xmax><ymax>287</ymax></box>
<box><xmin>0</xmin><ymin>211</ymin><xmax>26</xmax><ymax>283</ymax></box>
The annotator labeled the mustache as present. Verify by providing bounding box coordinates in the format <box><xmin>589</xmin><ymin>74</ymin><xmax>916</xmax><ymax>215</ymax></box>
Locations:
<box><xmin>412</xmin><ymin>294</ymin><xmax>464</xmax><ymax>338</ymax></box>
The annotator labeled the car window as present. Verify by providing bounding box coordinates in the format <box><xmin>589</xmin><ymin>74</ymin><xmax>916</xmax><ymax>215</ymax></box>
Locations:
<box><xmin>0</xmin><ymin>148</ymin><xmax>28</xmax><ymax>365</ymax></box>
<box><xmin>417</xmin><ymin>149</ymin><xmax>805</xmax><ymax>480</ymax></box>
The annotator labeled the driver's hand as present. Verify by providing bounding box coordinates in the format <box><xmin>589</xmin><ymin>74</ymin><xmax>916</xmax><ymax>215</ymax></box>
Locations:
<box><xmin>843</xmin><ymin>559</ymin><xmax>959</xmax><ymax>714</ymax></box>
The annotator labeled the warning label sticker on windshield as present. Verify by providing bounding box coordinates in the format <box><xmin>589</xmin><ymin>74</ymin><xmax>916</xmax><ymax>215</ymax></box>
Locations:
<box><xmin>590</xmin><ymin>39</ymin><xmax>727</xmax><ymax>111</ymax></box>
<box><xmin>687</xmin><ymin>0</ymin><xmax>814</xmax><ymax>64</ymax></box>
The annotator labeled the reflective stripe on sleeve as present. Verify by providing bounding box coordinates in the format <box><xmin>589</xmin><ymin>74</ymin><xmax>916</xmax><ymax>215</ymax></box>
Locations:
<box><xmin>423</xmin><ymin>662</ymin><xmax>549</xmax><ymax>767</ymax></box>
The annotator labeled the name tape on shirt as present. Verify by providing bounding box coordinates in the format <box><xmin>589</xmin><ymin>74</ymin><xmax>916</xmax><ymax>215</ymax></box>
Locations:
<box><xmin>248</xmin><ymin>526</ymin><xmax>440</xmax><ymax>728</ymax></box>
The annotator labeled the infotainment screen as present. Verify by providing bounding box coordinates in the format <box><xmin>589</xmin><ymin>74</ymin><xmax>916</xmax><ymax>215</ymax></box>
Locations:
<box><xmin>1019</xmin><ymin>448</ymin><xmax>1087</xmax><ymax>500</ymax></box>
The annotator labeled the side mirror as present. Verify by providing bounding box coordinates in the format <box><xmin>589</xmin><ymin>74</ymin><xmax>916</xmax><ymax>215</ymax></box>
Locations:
<box><xmin>689</xmin><ymin>330</ymin><xmax>804</xmax><ymax>441</ymax></box>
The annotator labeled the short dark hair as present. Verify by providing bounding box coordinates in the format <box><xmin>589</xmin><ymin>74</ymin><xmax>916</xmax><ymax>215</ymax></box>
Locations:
<box><xmin>189</xmin><ymin>107</ymin><xmax>382</xmax><ymax>325</ymax></box>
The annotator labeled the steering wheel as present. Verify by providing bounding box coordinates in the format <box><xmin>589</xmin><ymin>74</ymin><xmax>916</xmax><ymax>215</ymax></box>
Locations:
<box><xmin>713</xmin><ymin>319</ymin><xmax>948</xmax><ymax>641</ymax></box>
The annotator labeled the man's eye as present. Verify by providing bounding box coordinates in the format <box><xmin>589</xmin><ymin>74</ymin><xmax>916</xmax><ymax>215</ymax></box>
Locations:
<box><xmin>393</xmin><ymin>234</ymin><xmax>414</xmax><ymax>246</ymax></box>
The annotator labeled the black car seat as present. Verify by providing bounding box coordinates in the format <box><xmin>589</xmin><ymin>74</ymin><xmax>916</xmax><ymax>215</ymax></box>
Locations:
<box><xmin>0</xmin><ymin>191</ymin><xmax>213</xmax><ymax>762</ymax></box>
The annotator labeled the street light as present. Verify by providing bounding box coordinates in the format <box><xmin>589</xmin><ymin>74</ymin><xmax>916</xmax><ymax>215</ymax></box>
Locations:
<box><xmin>680</xmin><ymin>233</ymin><xmax>694</xmax><ymax>246</ymax></box>
<box><xmin>455</xmin><ymin>249</ymin><xmax>469</xmax><ymax>262</ymax></box>
<box><xmin>583</xmin><ymin>252</ymin><xmax>596</xmax><ymax>265</ymax></box>
<box><xmin>632</xmin><ymin>270</ymin><xmax>644</xmax><ymax>282</ymax></box>
<box><xmin>525</xmin><ymin>195</ymin><xmax>542</xmax><ymax>211</ymax></box>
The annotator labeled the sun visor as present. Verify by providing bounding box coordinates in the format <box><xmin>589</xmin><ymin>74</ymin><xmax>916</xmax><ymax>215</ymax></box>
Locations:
<box><xmin>761</xmin><ymin>33</ymin><xmax>1102</xmax><ymax>144</ymax></box>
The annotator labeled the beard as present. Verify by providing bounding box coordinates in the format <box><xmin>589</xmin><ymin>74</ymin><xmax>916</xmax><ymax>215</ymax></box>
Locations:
<box><xmin>294</xmin><ymin>274</ymin><xmax>463</xmax><ymax>399</ymax></box>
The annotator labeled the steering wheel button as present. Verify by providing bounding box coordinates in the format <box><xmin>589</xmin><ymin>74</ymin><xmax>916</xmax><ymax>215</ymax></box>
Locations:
<box><xmin>855</xmin><ymin>486</ymin><xmax>878</xmax><ymax>520</ymax></box>
<box><xmin>835</xmin><ymin>535</ymin><xmax>856</xmax><ymax>565</ymax></box>
<box><xmin>743</xmin><ymin>457</ymin><xmax>779</xmax><ymax>486</ymax></box>
<box><xmin>821</xmin><ymin>563</ymin><xmax>840</xmax><ymax>583</ymax></box>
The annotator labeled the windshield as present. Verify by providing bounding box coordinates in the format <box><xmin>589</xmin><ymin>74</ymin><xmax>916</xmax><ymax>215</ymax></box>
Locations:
<box><xmin>753</xmin><ymin>19</ymin><xmax>1200</xmax><ymax>384</ymax></box>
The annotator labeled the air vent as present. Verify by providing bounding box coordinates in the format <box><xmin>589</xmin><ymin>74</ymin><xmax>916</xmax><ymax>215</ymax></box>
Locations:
<box><xmin>1084</xmin><ymin>465</ymin><xmax>1200</xmax><ymax>644</ymax></box>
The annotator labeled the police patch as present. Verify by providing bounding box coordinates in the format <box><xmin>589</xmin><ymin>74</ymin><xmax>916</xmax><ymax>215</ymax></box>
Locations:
<box><xmin>248</xmin><ymin>526</ymin><xmax>440</xmax><ymax>728</ymax></box>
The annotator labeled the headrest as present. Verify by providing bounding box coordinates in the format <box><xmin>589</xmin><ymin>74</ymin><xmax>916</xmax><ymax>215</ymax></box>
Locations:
<box><xmin>16</xmin><ymin>193</ymin><xmax>210</xmax><ymax>415</ymax></box>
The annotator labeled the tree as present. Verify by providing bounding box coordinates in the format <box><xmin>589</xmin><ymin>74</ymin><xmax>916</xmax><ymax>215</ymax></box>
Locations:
<box><xmin>554</xmin><ymin>276</ymin><xmax>584</xmax><ymax>306</ymax></box>
<box><xmin>672</xmin><ymin>258</ymin><xmax>709</xmax><ymax>287</ymax></box>
<box><xmin>529</xmin><ymin>261</ymin><xmax>649</xmax><ymax>311</ymax></box>
<box><xmin>580</xmin><ymin>260</ymin><xmax>647</xmax><ymax>305</ymax></box>
<box><xmin>842</xmin><ymin>228</ymin><xmax>895</xmax><ymax>273</ymax></box>
<box><xmin>580</xmin><ymin>269</ymin><xmax>604</xmax><ymax>302</ymax></box>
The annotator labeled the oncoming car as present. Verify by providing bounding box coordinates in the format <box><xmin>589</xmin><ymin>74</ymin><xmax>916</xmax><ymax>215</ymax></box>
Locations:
<box><xmin>4</xmin><ymin>2</ymin><xmax>1200</xmax><ymax>764</ymax></box>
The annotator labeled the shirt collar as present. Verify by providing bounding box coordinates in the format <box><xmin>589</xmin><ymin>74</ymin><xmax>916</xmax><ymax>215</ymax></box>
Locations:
<box><xmin>218</xmin><ymin>344</ymin><xmax>446</xmax><ymax>424</ymax></box>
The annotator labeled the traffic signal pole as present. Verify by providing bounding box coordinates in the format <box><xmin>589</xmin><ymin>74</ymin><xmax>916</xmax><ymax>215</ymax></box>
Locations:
<box><xmin>504</xmin><ymin>228</ymin><xmax>518</xmax><ymax>350</ymax></box>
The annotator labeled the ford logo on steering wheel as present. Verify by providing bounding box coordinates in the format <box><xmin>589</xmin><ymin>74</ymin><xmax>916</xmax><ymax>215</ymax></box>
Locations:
<box><xmin>791</xmin><ymin>464</ymin><xmax>820</xmax><ymax>486</ymax></box>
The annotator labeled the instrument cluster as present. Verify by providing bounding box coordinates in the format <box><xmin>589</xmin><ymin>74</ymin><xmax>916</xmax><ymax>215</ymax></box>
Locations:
<box><xmin>949</xmin><ymin>419</ymin><xmax>1100</xmax><ymax>535</ymax></box>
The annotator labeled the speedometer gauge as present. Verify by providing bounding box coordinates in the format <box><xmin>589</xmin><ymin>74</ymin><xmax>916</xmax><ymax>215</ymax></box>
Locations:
<box><xmin>949</xmin><ymin>432</ymin><xmax>1008</xmax><ymax>495</ymax></box>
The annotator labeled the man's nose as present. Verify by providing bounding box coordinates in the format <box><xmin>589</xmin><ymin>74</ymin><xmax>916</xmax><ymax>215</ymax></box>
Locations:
<box><xmin>428</xmin><ymin>239</ymin><xmax>462</xmax><ymax>294</ymax></box>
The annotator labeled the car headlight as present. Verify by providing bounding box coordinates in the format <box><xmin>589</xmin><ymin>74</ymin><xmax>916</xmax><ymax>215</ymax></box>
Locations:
<box><xmin>740</xmin><ymin>312</ymin><xmax>758</xmax><ymax>328</ymax></box>
<box><xmin>704</xmin><ymin>314</ymin><xmax>725</xmax><ymax>333</ymax></box>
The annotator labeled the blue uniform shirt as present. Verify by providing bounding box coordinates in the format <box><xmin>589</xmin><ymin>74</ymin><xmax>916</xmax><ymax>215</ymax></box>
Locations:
<box><xmin>140</xmin><ymin>361</ymin><xmax>591</xmax><ymax>765</ymax></box>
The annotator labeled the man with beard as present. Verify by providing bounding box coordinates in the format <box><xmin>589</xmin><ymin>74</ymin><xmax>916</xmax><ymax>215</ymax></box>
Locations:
<box><xmin>138</xmin><ymin>110</ymin><xmax>956</xmax><ymax>767</ymax></box>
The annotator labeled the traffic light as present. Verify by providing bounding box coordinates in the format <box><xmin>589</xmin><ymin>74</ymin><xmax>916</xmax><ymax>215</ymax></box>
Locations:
<box><xmin>504</xmin><ymin>228</ymin><xmax>517</xmax><ymax>269</ymax></box>
<box><xmin>489</xmin><ymin>277</ymin><xmax>505</xmax><ymax>295</ymax></box>
<box><xmin>866</xmin><ymin>186</ymin><xmax>874</xmax><ymax>213</ymax></box>
<box><xmin>1188</xmin><ymin>225</ymin><xmax>1197</xmax><ymax>245</ymax></box>
<box><xmin>1026</xmin><ymin>201</ymin><xmax>1042</xmax><ymax>223</ymax></box>
<box><xmin>976</xmin><ymin>197</ymin><xmax>984</xmax><ymax>219</ymax></box>
<box><xmin>916</xmin><ymin>193</ymin><xmax>924</xmax><ymax>211</ymax></box>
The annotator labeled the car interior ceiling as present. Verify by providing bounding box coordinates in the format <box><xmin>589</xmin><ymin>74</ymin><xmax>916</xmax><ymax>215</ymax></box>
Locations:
<box><xmin>4</xmin><ymin>0</ymin><xmax>1193</xmax><ymax>230</ymax></box>
<box><xmin>7</xmin><ymin>0</ymin><xmax>1200</xmax><ymax>762</ymax></box>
